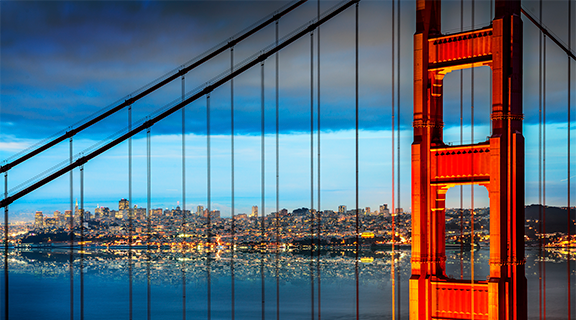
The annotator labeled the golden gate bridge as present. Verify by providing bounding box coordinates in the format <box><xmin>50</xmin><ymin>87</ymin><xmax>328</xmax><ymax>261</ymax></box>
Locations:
<box><xmin>0</xmin><ymin>0</ymin><xmax>574</xmax><ymax>319</ymax></box>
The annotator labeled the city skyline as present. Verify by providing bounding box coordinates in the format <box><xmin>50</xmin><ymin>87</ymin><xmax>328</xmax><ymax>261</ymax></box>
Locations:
<box><xmin>1</xmin><ymin>1</ymin><xmax>574</xmax><ymax>221</ymax></box>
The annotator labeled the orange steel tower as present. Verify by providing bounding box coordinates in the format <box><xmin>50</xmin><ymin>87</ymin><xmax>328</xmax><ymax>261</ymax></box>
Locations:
<box><xmin>410</xmin><ymin>0</ymin><xmax>527</xmax><ymax>319</ymax></box>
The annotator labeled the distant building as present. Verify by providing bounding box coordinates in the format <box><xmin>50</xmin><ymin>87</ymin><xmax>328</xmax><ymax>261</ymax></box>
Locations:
<box><xmin>250</xmin><ymin>206</ymin><xmax>259</xmax><ymax>218</ymax></box>
<box><xmin>196</xmin><ymin>205</ymin><xmax>204</xmax><ymax>217</ymax></box>
<box><xmin>53</xmin><ymin>211</ymin><xmax>63</xmax><ymax>226</ymax></box>
<box><xmin>379</xmin><ymin>204</ymin><xmax>390</xmax><ymax>216</ymax></box>
<box><xmin>44</xmin><ymin>218</ymin><xmax>57</xmax><ymax>227</ymax></box>
<box><xmin>95</xmin><ymin>206</ymin><xmax>110</xmax><ymax>219</ymax></box>
<box><xmin>74</xmin><ymin>199</ymin><xmax>82</xmax><ymax>218</ymax></box>
<box><xmin>64</xmin><ymin>210</ymin><xmax>73</xmax><ymax>226</ymax></box>
<box><xmin>94</xmin><ymin>207</ymin><xmax>102</xmax><ymax>219</ymax></box>
<box><xmin>134</xmin><ymin>207</ymin><xmax>146</xmax><ymax>220</ymax></box>
<box><xmin>119</xmin><ymin>198</ymin><xmax>129</xmax><ymax>219</ymax></box>
<box><xmin>234</xmin><ymin>213</ymin><xmax>247</xmax><ymax>220</ymax></box>
<box><xmin>338</xmin><ymin>205</ymin><xmax>347</xmax><ymax>214</ymax></box>
<box><xmin>365</xmin><ymin>207</ymin><xmax>371</xmax><ymax>215</ymax></box>
<box><xmin>323</xmin><ymin>210</ymin><xmax>336</xmax><ymax>217</ymax></box>
<box><xmin>395</xmin><ymin>208</ymin><xmax>404</xmax><ymax>215</ymax></box>
<box><xmin>34</xmin><ymin>211</ymin><xmax>44</xmax><ymax>228</ymax></box>
<box><xmin>153</xmin><ymin>208</ymin><xmax>163</xmax><ymax>218</ymax></box>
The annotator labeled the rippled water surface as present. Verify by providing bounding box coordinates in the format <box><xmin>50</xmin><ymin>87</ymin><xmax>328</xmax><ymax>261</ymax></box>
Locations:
<box><xmin>2</xmin><ymin>247</ymin><xmax>575</xmax><ymax>319</ymax></box>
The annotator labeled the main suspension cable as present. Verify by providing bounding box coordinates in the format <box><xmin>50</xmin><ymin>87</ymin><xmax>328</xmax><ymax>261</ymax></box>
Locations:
<box><xmin>0</xmin><ymin>0</ymin><xmax>308</xmax><ymax>176</ymax></box>
<box><xmin>1</xmin><ymin>0</ymin><xmax>360</xmax><ymax>210</ymax></box>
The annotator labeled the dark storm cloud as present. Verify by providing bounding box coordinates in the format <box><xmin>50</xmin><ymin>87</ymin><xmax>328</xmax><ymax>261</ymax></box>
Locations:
<box><xmin>1</xmin><ymin>0</ymin><xmax>573</xmax><ymax>145</ymax></box>
<box><xmin>2</xmin><ymin>0</ymin><xmax>404</xmax><ymax>141</ymax></box>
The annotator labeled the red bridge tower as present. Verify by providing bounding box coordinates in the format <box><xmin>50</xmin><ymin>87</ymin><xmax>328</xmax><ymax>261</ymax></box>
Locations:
<box><xmin>410</xmin><ymin>0</ymin><xmax>527</xmax><ymax>319</ymax></box>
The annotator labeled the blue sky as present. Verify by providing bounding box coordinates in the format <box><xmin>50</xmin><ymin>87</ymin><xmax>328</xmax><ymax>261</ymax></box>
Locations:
<box><xmin>1</xmin><ymin>0</ymin><xmax>574</xmax><ymax>221</ymax></box>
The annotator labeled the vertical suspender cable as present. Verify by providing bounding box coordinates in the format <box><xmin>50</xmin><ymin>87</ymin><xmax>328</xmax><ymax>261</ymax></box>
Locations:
<box><xmin>231</xmin><ymin>46</ymin><xmax>236</xmax><ymax>320</ymax></box>
<box><xmin>181</xmin><ymin>75</ymin><xmax>187</xmax><ymax>320</ymax></box>
<box><xmin>260</xmin><ymin>60</ymin><xmax>266</xmax><ymax>320</ymax></box>
<box><xmin>146</xmin><ymin>126</ymin><xmax>151</xmax><ymax>320</ymax></box>
<box><xmin>489</xmin><ymin>0</ymin><xmax>493</xmax><ymax>135</ymax></box>
<box><xmin>310</xmin><ymin>28</ymin><xmax>315</xmax><ymax>320</ymax></box>
<box><xmin>275</xmin><ymin>19</ymin><xmax>280</xmax><ymax>320</ymax></box>
<box><xmin>543</xmin><ymin>18</ymin><xmax>547</xmax><ymax>320</ymax></box>
<box><xmin>3</xmin><ymin>172</ymin><xmax>7</xmax><ymax>320</ymax></box>
<box><xmin>396</xmin><ymin>0</ymin><xmax>401</xmax><ymax>229</ymax></box>
<box><xmin>79</xmin><ymin>165</ymin><xmax>84</xmax><ymax>320</ymax></box>
<box><xmin>391</xmin><ymin>0</ymin><xmax>396</xmax><ymax>316</ymax></box>
<box><xmin>316</xmin><ymin>1</ymin><xmax>322</xmax><ymax>318</ymax></box>
<box><xmin>538</xmin><ymin>1</ymin><xmax>543</xmax><ymax>318</ymax></box>
<box><xmin>207</xmin><ymin>93</ymin><xmax>212</xmax><ymax>320</ymax></box>
<box><xmin>567</xmin><ymin>1</ymin><xmax>572</xmax><ymax>318</ymax></box>
<box><xmin>354</xmin><ymin>3</ymin><xmax>359</xmax><ymax>320</ymax></box>
<box><xmin>459</xmin><ymin>0</ymin><xmax>466</xmax><ymax>270</ymax></box>
<box><xmin>396</xmin><ymin>1</ymin><xmax>401</xmax><ymax>314</ymax></box>
<box><xmin>470</xmin><ymin>1</ymin><xmax>476</xmax><ymax>317</ymax></box>
<box><xmin>128</xmin><ymin>104</ymin><xmax>133</xmax><ymax>320</ymax></box>
<box><xmin>538</xmin><ymin>1</ymin><xmax>548</xmax><ymax>316</ymax></box>
<box><xmin>69</xmin><ymin>137</ymin><xmax>74</xmax><ymax>320</ymax></box>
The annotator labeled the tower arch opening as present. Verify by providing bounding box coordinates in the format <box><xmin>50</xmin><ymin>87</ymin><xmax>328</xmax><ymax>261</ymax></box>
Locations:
<box><xmin>444</xmin><ymin>184</ymin><xmax>490</xmax><ymax>281</ymax></box>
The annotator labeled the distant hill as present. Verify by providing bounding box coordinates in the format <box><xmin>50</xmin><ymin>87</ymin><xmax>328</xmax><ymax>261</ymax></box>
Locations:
<box><xmin>525</xmin><ymin>204</ymin><xmax>575</xmax><ymax>234</ymax></box>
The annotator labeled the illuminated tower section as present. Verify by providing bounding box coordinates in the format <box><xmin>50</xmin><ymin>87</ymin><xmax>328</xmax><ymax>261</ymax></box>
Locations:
<box><xmin>410</xmin><ymin>0</ymin><xmax>526</xmax><ymax>319</ymax></box>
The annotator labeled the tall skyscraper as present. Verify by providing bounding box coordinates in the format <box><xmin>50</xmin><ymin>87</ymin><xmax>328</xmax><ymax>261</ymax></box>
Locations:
<box><xmin>34</xmin><ymin>211</ymin><xmax>43</xmax><ymax>228</ymax></box>
<box><xmin>196</xmin><ymin>205</ymin><xmax>204</xmax><ymax>217</ymax></box>
<box><xmin>119</xmin><ymin>198</ymin><xmax>129</xmax><ymax>219</ymax></box>
<box><xmin>94</xmin><ymin>206</ymin><xmax>102</xmax><ymax>219</ymax></box>
<box><xmin>250</xmin><ymin>205</ymin><xmax>258</xmax><ymax>218</ymax></box>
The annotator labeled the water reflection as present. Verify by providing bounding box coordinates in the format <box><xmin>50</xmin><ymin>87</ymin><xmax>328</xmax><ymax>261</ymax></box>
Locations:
<box><xmin>1</xmin><ymin>248</ymin><xmax>574</xmax><ymax>319</ymax></box>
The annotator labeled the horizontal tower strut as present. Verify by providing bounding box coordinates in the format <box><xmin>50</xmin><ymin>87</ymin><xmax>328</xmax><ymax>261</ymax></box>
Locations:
<box><xmin>0</xmin><ymin>0</ymin><xmax>360</xmax><ymax>209</ymax></box>
<box><xmin>0</xmin><ymin>0</ymin><xmax>307</xmax><ymax>174</ymax></box>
